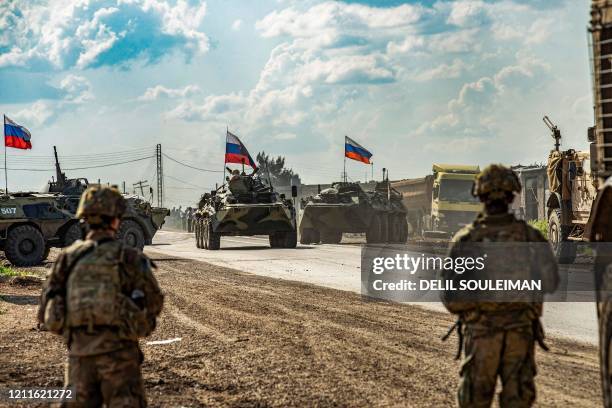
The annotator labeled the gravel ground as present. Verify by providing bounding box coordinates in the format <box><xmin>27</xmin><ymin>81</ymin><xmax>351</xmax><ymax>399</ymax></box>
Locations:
<box><xmin>0</xmin><ymin>252</ymin><xmax>602</xmax><ymax>407</ymax></box>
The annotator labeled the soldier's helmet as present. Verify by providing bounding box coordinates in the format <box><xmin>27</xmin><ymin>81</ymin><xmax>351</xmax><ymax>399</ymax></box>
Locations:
<box><xmin>76</xmin><ymin>186</ymin><xmax>127</xmax><ymax>224</ymax></box>
<box><xmin>473</xmin><ymin>164</ymin><xmax>521</xmax><ymax>200</ymax></box>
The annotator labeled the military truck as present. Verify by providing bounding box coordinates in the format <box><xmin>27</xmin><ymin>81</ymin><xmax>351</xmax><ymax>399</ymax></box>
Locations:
<box><xmin>392</xmin><ymin>164</ymin><xmax>482</xmax><ymax>239</ymax></box>
<box><xmin>0</xmin><ymin>193</ymin><xmax>77</xmax><ymax>266</ymax></box>
<box><xmin>45</xmin><ymin>146</ymin><xmax>169</xmax><ymax>249</ymax></box>
<box><xmin>544</xmin><ymin>116</ymin><xmax>598</xmax><ymax>263</ymax></box>
<box><xmin>298</xmin><ymin>173</ymin><xmax>408</xmax><ymax>245</ymax></box>
<box><xmin>194</xmin><ymin>169</ymin><xmax>298</xmax><ymax>250</ymax></box>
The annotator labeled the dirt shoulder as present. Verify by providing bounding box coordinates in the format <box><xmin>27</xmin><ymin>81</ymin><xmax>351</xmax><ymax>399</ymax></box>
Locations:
<box><xmin>0</xmin><ymin>253</ymin><xmax>602</xmax><ymax>407</ymax></box>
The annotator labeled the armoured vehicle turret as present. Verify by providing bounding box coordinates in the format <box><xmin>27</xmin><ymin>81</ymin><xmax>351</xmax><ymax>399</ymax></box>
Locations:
<box><xmin>194</xmin><ymin>169</ymin><xmax>298</xmax><ymax>250</ymax></box>
<box><xmin>298</xmin><ymin>174</ymin><xmax>408</xmax><ymax>244</ymax></box>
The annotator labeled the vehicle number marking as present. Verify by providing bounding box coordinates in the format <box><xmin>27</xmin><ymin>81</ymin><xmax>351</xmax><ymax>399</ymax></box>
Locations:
<box><xmin>0</xmin><ymin>207</ymin><xmax>17</xmax><ymax>215</ymax></box>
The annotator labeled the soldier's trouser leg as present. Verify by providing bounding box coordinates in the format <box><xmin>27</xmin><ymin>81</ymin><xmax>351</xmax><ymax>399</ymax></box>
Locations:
<box><xmin>64</xmin><ymin>346</ymin><xmax>146</xmax><ymax>408</ymax></box>
<box><xmin>498</xmin><ymin>327</ymin><xmax>536</xmax><ymax>408</ymax></box>
<box><xmin>458</xmin><ymin>329</ymin><xmax>503</xmax><ymax>408</ymax></box>
<box><xmin>63</xmin><ymin>356</ymin><xmax>103</xmax><ymax>407</ymax></box>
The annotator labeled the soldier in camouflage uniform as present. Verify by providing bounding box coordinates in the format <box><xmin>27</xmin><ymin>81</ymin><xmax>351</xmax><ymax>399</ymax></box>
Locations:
<box><xmin>442</xmin><ymin>164</ymin><xmax>559</xmax><ymax>408</ymax></box>
<box><xmin>38</xmin><ymin>186</ymin><xmax>164</xmax><ymax>407</ymax></box>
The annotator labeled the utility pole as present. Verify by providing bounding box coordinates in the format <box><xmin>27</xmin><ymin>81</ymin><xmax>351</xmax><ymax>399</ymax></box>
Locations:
<box><xmin>133</xmin><ymin>180</ymin><xmax>149</xmax><ymax>197</ymax></box>
<box><xmin>156</xmin><ymin>144</ymin><xmax>163</xmax><ymax>207</ymax></box>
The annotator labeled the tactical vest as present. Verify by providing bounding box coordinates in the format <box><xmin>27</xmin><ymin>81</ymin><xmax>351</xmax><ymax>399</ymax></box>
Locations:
<box><xmin>460</xmin><ymin>216</ymin><xmax>542</xmax><ymax>313</ymax></box>
<box><xmin>66</xmin><ymin>242</ymin><xmax>126</xmax><ymax>330</ymax></box>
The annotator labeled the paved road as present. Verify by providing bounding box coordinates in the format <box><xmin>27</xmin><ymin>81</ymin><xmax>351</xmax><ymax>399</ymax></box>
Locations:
<box><xmin>149</xmin><ymin>230</ymin><xmax>599</xmax><ymax>344</ymax></box>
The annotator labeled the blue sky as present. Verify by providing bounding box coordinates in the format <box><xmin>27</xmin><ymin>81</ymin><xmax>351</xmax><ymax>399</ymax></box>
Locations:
<box><xmin>0</xmin><ymin>0</ymin><xmax>593</xmax><ymax>206</ymax></box>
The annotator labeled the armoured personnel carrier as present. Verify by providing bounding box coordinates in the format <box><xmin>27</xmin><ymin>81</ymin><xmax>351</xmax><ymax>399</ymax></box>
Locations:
<box><xmin>194</xmin><ymin>170</ymin><xmax>298</xmax><ymax>250</ymax></box>
<box><xmin>299</xmin><ymin>176</ymin><xmax>408</xmax><ymax>245</ymax></box>
<box><xmin>45</xmin><ymin>146</ymin><xmax>169</xmax><ymax>249</ymax></box>
<box><xmin>0</xmin><ymin>193</ymin><xmax>76</xmax><ymax>266</ymax></box>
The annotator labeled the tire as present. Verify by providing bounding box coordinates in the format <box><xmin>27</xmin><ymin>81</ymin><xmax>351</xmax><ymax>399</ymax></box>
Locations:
<box><xmin>202</xmin><ymin>220</ymin><xmax>209</xmax><ymax>249</ymax></box>
<box><xmin>367</xmin><ymin>214</ymin><xmax>382</xmax><ymax>244</ymax></box>
<box><xmin>300</xmin><ymin>229</ymin><xmax>312</xmax><ymax>245</ymax></box>
<box><xmin>5</xmin><ymin>225</ymin><xmax>45</xmax><ymax>267</ymax></box>
<box><xmin>548</xmin><ymin>209</ymin><xmax>576</xmax><ymax>264</ymax></box>
<box><xmin>380</xmin><ymin>213</ymin><xmax>389</xmax><ymax>243</ymax></box>
<box><xmin>321</xmin><ymin>230</ymin><xmax>342</xmax><ymax>244</ymax></box>
<box><xmin>206</xmin><ymin>219</ymin><xmax>220</xmax><ymax>250</ymax></box>
<box><xmin>398</xmin><ymin>216</ymin><xmax>408</xmax><ymax>243</ymax></box>
<box><xmin>284</xmin><ymin>230</ymin><xmax>298</xmax><ymax>248</ymax></box>
<box><xmin>195</xmin><ymin>221</ymin><xmax>202</xmax><ymax>248</ymax></box>
<box><xmin>117</xmin><ymin>220</ymin><xmax>146</xmax><ymax>250</ymax></box>
<box><xmin>389</xmin><ymin>215</ymin><xmax>402</xmax><ymax>243</ymax></box>
<box><xmin>269</xmin><ymin>233</ymin><xmax>283</xmax><ymax>248</ymax></box>
<box><xmin>62</xmin><ymin>222</ymin><xmax>83</xmax><ymax>247</ymax></box>
<box><xmin>42</xmin><ymin>245</ymin><xmax>51</xmax><ymax>261</ymax></box>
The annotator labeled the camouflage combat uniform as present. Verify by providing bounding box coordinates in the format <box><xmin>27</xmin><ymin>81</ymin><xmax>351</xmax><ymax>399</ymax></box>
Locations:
<box><xmin>38</xmin><ymin>187</ymin><xmax>164</xmax><ymax>407</ymax></box>
<box><xmin>442</xmin><ymin>165</ymin><xmax>559</xmax><ymax>408</ymax></box>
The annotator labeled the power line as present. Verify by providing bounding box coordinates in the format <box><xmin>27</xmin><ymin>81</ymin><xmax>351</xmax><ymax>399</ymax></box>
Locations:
<box><xmin>0</xmin><ymin>155</ymin><xmax>154</xmax><ymax>172</ymax></box>
<box><xmin>165</xmin><ymin>174</ymin><xmax>212</xmax><ymax>190</ymax></box>
<box><xmin>163</xmin><ymin>153</ymin><xmax>223</xmax><ymax>173</ymax></box>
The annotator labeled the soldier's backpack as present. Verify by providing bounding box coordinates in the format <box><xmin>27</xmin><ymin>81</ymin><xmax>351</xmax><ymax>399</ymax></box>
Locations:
<box><xmin>64</xmin><ymin>240</ymin><xmax>148</xmax><ymax>339</ymax></box>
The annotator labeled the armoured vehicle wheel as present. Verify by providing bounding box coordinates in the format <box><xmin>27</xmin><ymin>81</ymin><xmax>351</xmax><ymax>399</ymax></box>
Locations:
<box><xmin>206</xmin><ymin>219</ymin><xmax>220</xmax><ymax>250</ymax></box>
<box><xmin>366</xmin><ymin>215</ymin><xmax>382</xmax><ymax>244</ymax></box>
<box><xmin>269</xmin><ymin>233</ymin><xmax>283</xmax><ymax>248</ymax></box>
<box><xmin>380</xmin><ymin>214</ymin><xmax>389</xmax><ymax>243</ymax></box>
<box><xmin>398</xmin><ymin>217</ymin><xmax>408</xmax><ymax>243</ymax></box>
<box><xmin>195</xmin><ymin>222</ymin><xmax>201</xmax><ymax>248</ymax></box>
<box><xmin>389</xmin><ymin>215</ymin><xmax>402</xmax><ymax>242</ymax></box>
<box><xmin>548</xmin><ymin>209</ymin><xmax>576</xmax><ymax>264</ymax></box>
<box><xmin>42</xmin><ymin>245</ymin><xmax>51</xmax><ymax>261</ymax></box>
<box><xmin>284</xmin><ymin>231</ymin><xmax>298</xmax><ymax>248</ymax></box>
<box><xmin>321</xmin><ymin>230</ymin><xmax>342</xmax><ymax>244</ymax></box>
<box><xmin>118</xmin><ymin>220</ymin><xmax>146</xmax><ymax>250</ymax></box>
<box><xmin>63</xmin><ymin>222</ymin><xmax>82</xmax><ymax>247</ymax></box>
<box><xmin>299</xmin><ymin>229</ymin><xmax>312</xmax><ymax>245</ymax></box>
<box><xmin>5</xmin><ymin>225</ymin><xmax>46</xmax><ymax>267</ymax></box>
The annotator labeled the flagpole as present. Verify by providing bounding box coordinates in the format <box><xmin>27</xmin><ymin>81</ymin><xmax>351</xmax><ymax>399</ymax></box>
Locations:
<box><xmin>3</xmin><ymin>114</ymin><xmax>6</xmax><ymax>196</ymax></box>
<box><xmin>343</xmin><ymin>136</ymin><xmax>347</xmax><ymax>183</ymax></box>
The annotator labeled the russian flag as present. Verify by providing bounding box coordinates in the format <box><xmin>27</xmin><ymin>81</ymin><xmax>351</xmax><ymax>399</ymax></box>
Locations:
<box><xmin>4</xmin><ymin>115</ymin><xmax>32</xmax><ymax>150</ymax></box>
<box><xmin>345</xmin><ymin>136</ymin><xmax>372</xmax><ymax>164</ymax></box>
<box><xmin>225</xmin><ymin>131</ymin><xmax>257</xmax><ymax>169</ymax></box>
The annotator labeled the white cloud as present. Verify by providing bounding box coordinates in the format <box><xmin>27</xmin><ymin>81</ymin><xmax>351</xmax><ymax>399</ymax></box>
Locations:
<box><xmin>13</xmin><ymin>101</ymin><xmax>55</xmax><ymax>127</ymax></box>
<box><xmin>60</xmin><ymin>75</ymin><xmax>94</xmax><ymax>103</ymax></box>
<box><xmin>413</xmin><ymin>59</ymin><xmax>468</xmax><ymax>81</ymax></box>
<box><xmin>232</xmin><ymin>19</ymin><xmax>242</xmax><ymax>31</ymax></box>
<box><xmin>0</xmin><ymin>0</ymin><xmax>210</xmax><ymax>70</ymax></box>
<box><xmin>446</xmin><ymin>1</ymin><xmax>488</xmax><ymax>27</ymax></box>
<box><xmin>138</xmin><ymin>85</ymin><xmax>201</xmax><ymax>101</ymax></box>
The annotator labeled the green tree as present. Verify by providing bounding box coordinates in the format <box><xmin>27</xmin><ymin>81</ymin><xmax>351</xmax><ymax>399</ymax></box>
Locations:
<box><xmin>256</xmin><ymin>152</ymin><xmax>300</xmax><ymax>187</ymax></box>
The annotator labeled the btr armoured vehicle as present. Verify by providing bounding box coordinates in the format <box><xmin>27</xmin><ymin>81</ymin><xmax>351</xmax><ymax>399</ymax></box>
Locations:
<box><xmin>44</xmin><ymin>146</ymin><xmax>169</xmax><ymax>250</ymax></box>
<box><xmin>0</xmin><ymin>193</ymin><xmax>77</xmax><ymax>266</ymax></box>
<box><xmin>298</xmin><ymin>177</ymin><xmax>408</xmax><ymax>244</ymax></box>
<box><xmin>194</xmin><ymin>170</ymin><xmax>298</xmax><ymax>250</ymax></box>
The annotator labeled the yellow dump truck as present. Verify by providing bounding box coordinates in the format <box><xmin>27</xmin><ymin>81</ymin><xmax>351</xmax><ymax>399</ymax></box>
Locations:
<box><xmin>392</xmin><ymin>164</ymin><xmax>482</xmax><ymax>239</ymax></box>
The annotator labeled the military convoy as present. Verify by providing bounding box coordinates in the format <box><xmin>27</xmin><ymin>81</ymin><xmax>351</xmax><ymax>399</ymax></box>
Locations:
<box><xmin>298</xmin><ymin>173</ymin><xmax>408</xmax><ymax>244</ymax></box>
<box><xmin>0</xmin><ymin>147</ymin><xmax>168</xmax><ymax>266</ymax></box>
<box><xmin>392</xmin><ymin>164</ymin><xmax>482</xmax><ymax>239</ymax></box>
<box><xmin>194</xmin><ymin>169</ymin><xmax>298</xmax><ymax>250</ymax></box>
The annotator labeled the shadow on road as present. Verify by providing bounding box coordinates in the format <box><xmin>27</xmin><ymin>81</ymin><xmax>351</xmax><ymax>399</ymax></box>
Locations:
<box><xmin>220</xmin><ymin>246</ymin><xmax>314</xmax><ymax>251</ymax></box>
<box><xmin>0</xmin><ymin>295</ymin><xmax>38</xmax><ymax>305</ymax></box>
